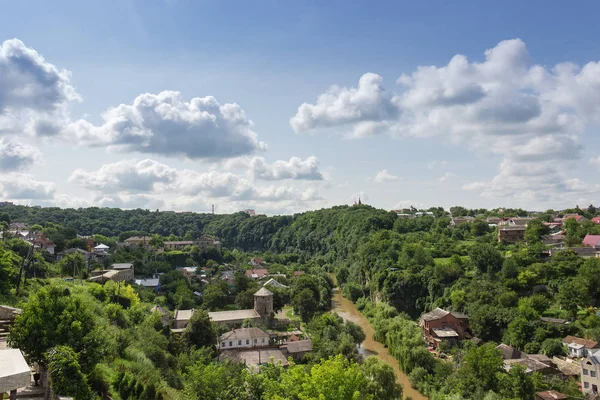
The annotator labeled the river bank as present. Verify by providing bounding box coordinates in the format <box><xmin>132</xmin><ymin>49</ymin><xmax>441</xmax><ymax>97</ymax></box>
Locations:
<box><xmin>331</xmin><ymin>289</ymin><xmax>428</xmax><ymax>400</ymax></box>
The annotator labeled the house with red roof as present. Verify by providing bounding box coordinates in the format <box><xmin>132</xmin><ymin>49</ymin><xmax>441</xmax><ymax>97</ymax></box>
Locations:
<box><xmin>593</xmin><ymin>216</ymin><xmax>600</xmax><ymax>224</ymax></box>
<box><xmin>582</xmin><ymin>234</ymin><xmax>600</xmax><ymax>249</ymax></box>
<box><xmin>562</xmin><ymin>214</ymin><xmax>586</xmax><ymax>222</ymax></box>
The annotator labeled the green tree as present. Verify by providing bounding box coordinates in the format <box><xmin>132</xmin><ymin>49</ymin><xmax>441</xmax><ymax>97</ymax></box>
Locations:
<box><xmin>292</xmin><ymin>288</ymin><xmax>319</xmax><ymax>322</ymax></box>
<box><xmin>469</xmin><ymin>244</ymin><xmax>503</xmax><ymax>274</ymax></box>
<box><xmin>8</xmin><ymin>285</ymin><xmax>106</xmax><ymax>370</ymax></box>
<box><xmin>0</xmin><ymin>247</ymin><xmax>19</xmax><ymax>294</ymax></box>
<box><xmin>361</xmin><ymin>356</ymin><xmax>402</xmax><ymax>399</ymax></box>
<box><xmin>183</xmin><ymin>309</ymin><xmax>217</xmax><ymax>350</ymax></box>
<box><xmin>499</xmin><ymin>364</ymin><xmax>535</xmax><ymax>400</ymax></box>
<box><xmin>524</xmin><ymin>219</ymin><xmax>549</xmax><ymax>244</ymax></box>
<box><xmin>58</xmin><ymin>252</ymin><xmax>86</xmax><ymax>277</ymax></box>
<box><xmin>458</xmin><ymin>343</ymin><xmax>504</xmax><ymax>396</ymax></box>
<box><xmin>47</xmin><ymin>345</ymin><xmax>91</xmax><ymax>400</ymax></box>
<box><xmin>540</xmin><ymin>339</ymin><xmax>566</xmax><ymax>357</ymax></box>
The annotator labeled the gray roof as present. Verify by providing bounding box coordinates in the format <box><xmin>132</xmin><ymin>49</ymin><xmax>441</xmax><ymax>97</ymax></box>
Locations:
<box><xmin>112</xmin><ymin>263</ymin><xmax>133</xmax><ymax>270</ymax></box>
<box><xmin>420</xmin><ymin>308</ymin><xmax>468</xmax><ymax>322</ymax></box>
<box><xmin>175</xmin><ymin>309</ymin><xmax>194</xmax><ymax>321</ymax></box>
<box><xmin>135</xmin><ymin>279</ymin><xmax>159</xmax><ymax>287</ymax></box>
<box><xmin>432</xmin><ymin>328</ymin><xmax>459</xmax><ymax>338</ymax></box>
<box><xmin>254</xmin><ymin>287</ymin><xmax>273</xmax><ymax>297</ymax></box>
<box><xmin>497</xmin><ymin>343</ymin><xmax>522</xmax><ymax>360</ymax></box>
<box><xmin>219</xmin><ymin>327</ymin><xmax>270</xmax><ymax>342</ymax></box>
<box><xmin>263</xmin><ymin>278</ymin><xmax>288</xmax><ymax>289</ymax></box>
<box><xmin>0</xmin><ymin>349</ymin><xmax>30</xmax><ymax>393</ymax></box>
<box><xmin>209</xmin><ymin>309</ymin><xmax>261</xmax><ymax>322</ymax></box>
<box><xmin>282</xmin><ymin>339</ymin><xmax>313</xmax><ymax>353</ymax></box>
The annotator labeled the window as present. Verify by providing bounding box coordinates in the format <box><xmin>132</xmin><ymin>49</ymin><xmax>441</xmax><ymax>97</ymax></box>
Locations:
<box><xmin>254</xmin><ymin>339</ymin><xmax>257</xmax><ymax>344</ymax></box>
<box><xmin>592</xmin><ymin>370</ymin><xmax>597</xmax><ymax>378</ymax></box>
<box><xmin>238</xmin><ymin>340</ymin><xmax>242</xmax><ymax>345</ymax></box>
<box><xmin>441</xmin><ymin>322</ymin><xmax>447</xmax><ymax>329</ymax></box>
<box><xmin>262</xmin><ymin>338</ymin><xmax>265</xmax><ymax>343</ymax></box>
<box><xmin>221</xmin><ymin>342</ymin><xmax>225</xmax><ymax>347</ymax></box>
<box><xmin>229</xmin><ymin>341</ymin><xmax>232</xmax><ymax>346</ymax></box>
<box><xmin>584</xmin><ymin>368</ymin><xmax>589</xmax><ymax>375</ymax></box>
<box><xmin>246</xmin><ymin>339</ymin><xmax>250</xmax><ymax>345</ymax></box>
<box><xmin>593</xmin><ymin>384</ymin><xmax>598</xmax><ymax>393</ymax></box>
<box><xmin>584</xmin><ymin>382</ymin><xmax>589</xmax><ymax>389</ymax></box>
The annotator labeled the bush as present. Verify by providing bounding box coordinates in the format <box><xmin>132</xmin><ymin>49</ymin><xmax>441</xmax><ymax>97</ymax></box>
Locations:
<box><xmin>343</xmin><ymin>282</ymin><xmax>363</xmax><ymax>302</ymax></box>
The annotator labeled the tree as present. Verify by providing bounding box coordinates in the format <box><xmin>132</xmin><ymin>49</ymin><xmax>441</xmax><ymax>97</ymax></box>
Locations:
<box><xmin>58</xmin><ymin>252</ymin><xmax>86</xmax><ymax>277</ymax></box>
<box><xmin>564</xmin><ymin>217</ymin><xmax>581</xmax><ymax>247</ymax></box>
<box><xmin>458</xmin><ymin>343</ymin><xmax>504</xmax><ymax>395</ymax></box>
<box><xmin>183</xmin><ymin>309</ymin><xmax>217</xmax><ymax>350</ymax></box>
<box><xmin>361</xmin><ymin>356</ymin><xmax>402</xmax><ymax>399</ymax></box>
<box><xmin>0</xmin><ymin>247</ymin><xmax>19</xmax><ymax>294</ymax></box>
<box><xmin>557</xmin><ymin>278</ymin><xmax>589</xmax><ymax>318</ymax></box>
<box><xmin>469</xmin><ymin>244</ymin><xmax>503</xmax><ymax>274</ymax></box>
<box><xmin>8</xmin><ymin>285</ymin><xmax>106</xmax><ymax>370</ymax></box>
<box><xmin>292</xmin><ymin>288</ymin><xmax>318</xmax><ymax>322</ymax></box>
<box><xmin>540</xmin><ymin>339</ymin><xmax>566</xmax><ymax>357</ymax></box>
<box><xmin>47</xmin><ymin>345</ymin><xmax>91</xmax><ymax>400</ymax></box>
<box><xmin>499</xmin><ymin>364</ymin><xmax>535</xmax><ymax>400</ymax></box>
<box><xmin>524</xmin><ymin>219</ymin><xmax>549</xmax><ymax>244</ymax></box>
<box><xmin>202</xmin><ymin>282</ymin><xmax>227</xmax><ymax>310</ymax></box>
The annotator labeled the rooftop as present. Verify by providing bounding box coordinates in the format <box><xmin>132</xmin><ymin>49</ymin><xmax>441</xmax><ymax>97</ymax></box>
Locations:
<box><xmin>496</xmin><ymin>343</ymin><xmax>523</xmax><ymax>360</ymax></box>
<box><xmin>219</xmin><ymin>327</ymin><xmax>269</xmax><ymax>342</ymax></box>
<box><xmin>134</xmin><ymin>279</ymin><xmax>159</xmax><ymax>287</ymax></box>
<box><xmin>219</xmin><ymin>348</ymin><xmax>289</xmax><ymax>368</ymax></box>
<box><xmin>111</xmin><ymin>263</ymin><xmax>133</xmax><ymax>270</ymax></box>
<box><xmin>420</xmin><ymin>307</ymin><xmax>468</xmax><ymax>322</ymax></box>
<box><xmin>254</xmin><ymin>287</ymin><xmax>273</xmax><ymax>297</ymax></box>
<box><xmin>563</xmin><ymin>335</ymin><xmax>598</xmax><ymax>349</ymax></box>
<box><xmin>281</xmin><ymin>339</ymin><xmax>313</xmax><ymax>354</ymax></box>
<box><xmin>208</xmin><ymin>309</ymin><xmax>261</xmax><ymax>322</ymax></box>
<box><xmin>175</xmin><ymin>309</ymin><xmax>194</xmax><ymax>321</ymax></box>
<box><xmin>535</xmin><ymin>390</ymin><xmax>568</xmax><ymax>400</ymax></box>
<box><xmin>0</xmin><ymin>349</ymin><xmax>31</xmax><ymax>393</ymax></box>
<box><xmin>432</xmin><ymin>328</ymin><xmax>459</xmax><ymax>338</ymax></box>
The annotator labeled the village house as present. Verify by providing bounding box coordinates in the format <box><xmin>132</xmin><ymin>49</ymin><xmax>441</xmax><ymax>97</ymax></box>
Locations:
<box><xmin>280</xmin><ymin>339</ymin><xmax>313</xmax><ymax>361</ymax></box>
<box><xmin>535</xmin><ymin>390</ymin><xmax>568</xmax><ymax>400</ymax></box>
<box><xmin>293</xmin><ymin>271</ymin><xmax>306</xmax><ymax>277</ymax></box>
<box><xmin>176</xmin><ymin>266</ymin><xmax>197</xmax><ymax>280</ymax></box>
<box><xmin>580</xmin><ymin>348</ymin><xmax>600</xmax><ymax>394</ymax></box>
<box><xmin>583</xmin><ymin>234</ymin><xmax>600</xmax><ymax>249</ymax></box>
<box><xmin>57</xmin><ymin>247</ymin><xmax>93</xmax><ymax>262</ymax></box>
<box><xmin>164</xmin><ymin>236</ymin><xmax>221</xmax><ymax>251</ymax></box>
<box><xmin>496</xmin><ymin>343</ymin><xmax>523</xmax><ymax>360</ymax></box>
<box><xmin>31</xmin><ymin>234</ymin><xmax>56</xmax><ymax>255</ymax></box>
<box><xmin>164</xmin><ymin>240</ymin><xmax>194</xmax><ymax>250</ymax></box>
<box><xmin>504</xmin><ymin>357</ymin><xmax>561</xmax><ymax>377</ymax></box>
<box><xmin>196</xmin><ymin>235</ymin><xmax>222</xmax><ymax>250</ymax></box>
<box><xmin>218</xmin><ymin>327</ymin><xmax>271</xmax><ymax>350</ymax></box>
<box><xmin>562</xmin><ymin>214</ymin><xmax>586</xmax><ymax>222</ymax></box>
<box><xmin>93</xmin><ymin>243</ymin><xmax>110</xmax><ymax>258</ymax></box>
<box><xmin>498</xmin><ymin>225</ymin><xmax>526</xmax><ymax>243</ymax></box>
<box><xmin>563</xmin><ymin>335</ymin><xmax>599</xmax><ymax>358</ymax></box>
<box><xmin>449</xmin><ymin>216</ymin><xmax>475</xmax><ymax>227</ymax></box>
<box><xmin>249</xmin><ymin>257</ymin><xmax>265</xmax><ymax>267</ymax></box>
<box><xmin>218</xmin><ymin>348</ymin><xmax>289</xmax><ymax>370</ymax></box>
<box><xmin>134</xmin><ymin>278</ymin><xmax>160</xmax><ymax>289</ymax></box>
<box><xmin>122</xmin><ymin>236</ymin><xmax>152</xmax><ymax>249</ymax></box>
<box><xmin>88</xmin><ymin>263</ymin><xmax>134</xmax><ymax>284</ymax></box>
<box><xmin>501</xmin><ymin>217</ymin><xmax>534</xmax><ymax>226</ymax></box>
<box><xmin>419</xmin><ymin>308</ymin><xmax>471</xmax><ymax>348</ymax></box>
<box><xmin>245</xmin><ymin>269</ymin><xmax>269</xmax><ymax>279</ymax></box>
<box><xmin>263</xmin><ymin>278</ymin><xmax>288</xmax><ymax>289</ymax></box>
<box><xmin>593</xmin><ymin>216</ymin><xmax>600</xmax><ymax>224</ymax></box>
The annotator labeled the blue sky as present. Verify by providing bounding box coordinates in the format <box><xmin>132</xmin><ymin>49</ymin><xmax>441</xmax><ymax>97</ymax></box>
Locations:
<box><xmin>1</xmin><ymin>1</ymin><xmax>600</xmax><ymax>214</ymax></box>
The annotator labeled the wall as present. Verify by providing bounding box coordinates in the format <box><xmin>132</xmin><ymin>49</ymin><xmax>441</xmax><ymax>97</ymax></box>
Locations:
<box><xmin>219</xmin><ymin>335</ymin><xmax>269</xmax><ymax>350</ymax></box>
<box><xmin>0</xmin><ymin>305</ymin><xmax>21</xmax><ymax>319</ymax></box>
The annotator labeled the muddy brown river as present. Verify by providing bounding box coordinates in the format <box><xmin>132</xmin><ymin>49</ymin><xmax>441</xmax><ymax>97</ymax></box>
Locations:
<box><xmin>331</xmin><ymin>289</ymin><xmax>428</xmax><ymax>400</ymax></box>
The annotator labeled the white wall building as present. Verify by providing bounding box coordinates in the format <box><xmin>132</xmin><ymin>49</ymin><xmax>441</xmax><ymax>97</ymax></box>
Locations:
<box><xmin>219</xmin><ymin>327</ymin><xmax>270</xmax><ymax>350</ymax></box>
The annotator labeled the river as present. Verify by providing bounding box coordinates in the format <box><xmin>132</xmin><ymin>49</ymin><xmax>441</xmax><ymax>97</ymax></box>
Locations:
<box><xmin>331</xmin><ymin>289</ymin><xmax>428</xmax><ymax>400</ymax></box>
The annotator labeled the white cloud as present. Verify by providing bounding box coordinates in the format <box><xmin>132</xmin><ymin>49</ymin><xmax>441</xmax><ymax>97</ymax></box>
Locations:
<box><xmin>0</xmin><ymin>39</ymin><xmax>79</xmax><ymax>136</ymax></box>
<box><xmin>438</xmin><ymin>172</ymin><xmax>457</xmax><ymax>182</ymax></box>
<box><xmin>374</xmin><ymin>169</ymin><xmax>400</xmax><ymax>183</ymax></box>
<box><xmin>591</xmin><ymin>157</ymin><xmax>600</xmax><ymax>168</ymax></box>
<box><xmin>64</xmin><ymin>91</ymin><xmax>267</xmax><ymax>159</ymax></box>
<box><xmin>96</xmin><ymin>194</ymin><xmax>165</xmax><ymax>210</ymax></box>
<box><xmin>225</xmin><ymin>156</ymin><xmax>324</xmax><ymax>180</ymax></box>
<box><xmin>69</xmin><ymin>159</ymin><xmax>177</xmax><ymax>193</ymax></box>
<box><xmin>290</xmin><ymin>73</ymin><xmax>400</xmax><ymax>135</ymax></box>
<box><xmin>0</xmin><ymin>173</ymin><xmax>55</xmax><ymax>199</ymax></box>
<box><xmin>427</xmin><ymin>160</ymin><xmax>448</xmax><ymax>170</ymax></box>
<box><xmin>294</xmin><ymin>39</ymin><xmax>600</xmax><ymax>205</ymax></box>
<box><xmin>0</xmin><ymin>139</ymin><xmax>41</xmax><ymax>171</ymax></box>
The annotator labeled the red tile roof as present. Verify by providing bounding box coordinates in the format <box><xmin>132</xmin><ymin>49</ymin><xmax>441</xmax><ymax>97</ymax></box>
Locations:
<box><xmin>593</xmin><ymin>216</ymin><xmax>600</xmax><ymax>224</ymax></box>
<box><xmin>582</xmin><ymin>234</ymin><xmax>600</xmax><ymax>247</ymax></box>
<box><xmin>293</xmin><ymin>271</ymin><xmax>305</xmax><ymax>276</ymax></box>
<box><xmin>563</xmin><ymin>335</ymin><xmax>598</xmax><ymax>349</ymax></box>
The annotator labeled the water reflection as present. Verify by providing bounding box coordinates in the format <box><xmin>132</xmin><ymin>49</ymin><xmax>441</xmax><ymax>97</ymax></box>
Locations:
<box><xmin>331</xmin><ymin>289</ymin><xmax>428</xmax><ymax>400</ymax></box>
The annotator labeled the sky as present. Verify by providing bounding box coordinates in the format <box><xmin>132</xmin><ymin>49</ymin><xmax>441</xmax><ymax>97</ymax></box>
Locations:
<box><xmin>1</xmin><ymin>1</ymin><xmax>600</xmax><ymax>215</ymax></box>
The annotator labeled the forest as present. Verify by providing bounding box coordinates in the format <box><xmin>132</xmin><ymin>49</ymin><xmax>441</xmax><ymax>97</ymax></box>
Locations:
<box><xmin>2</xmin><ymin>203</ymin><xmax>600</xmax><ymax>399</ymax></box>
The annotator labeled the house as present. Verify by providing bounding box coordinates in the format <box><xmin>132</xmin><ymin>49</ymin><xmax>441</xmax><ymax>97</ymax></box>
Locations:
<box><xmin>57</xmin><ymin>248</ymin><xmax>92</xmax><ymax>262</ymax></box>
<box><xmin>498</xmin><ymin>226</ymin><xmax>526</xmax><ymax>243</ymax></box>
<box><xmin>504</xmin><ymin>217</ymin><xmax>534</xmax><ymax>226</ymax></box>
<box><xmin>263</xmin><ymin>278</ymin><xmax>288</xmax><ymax>289</ymax></box>
<box><xmin>176</xmin><ymin>266</ymin><xmax>198</xmax><ymax>280</ymax></box>
<box><xmin>293</xmin><ymin>271</ymin><xmax>305</xmax><ymax>277</ymax></box>
<box><xmin>219</xmin><ymin>348</ymin><xmax>289</xmax><ymax>370</ymax></box>
<box><xmin>562</xmin><ymin>214</ymin><xmax>586</xmax><ymax>222</ymax></box>
<box><xmin>209</xmin><ymin>288</ymin><xmax>271</xmax><ymax>326</ymax></box>
<box><xmin>196</xmin><ymin>236</ymin><xmax>222</xmax><ymax>250</ymax></box>
<box><xmin>245</xmin><ymin>269</ymin><xmax>269</xmax><ymax>279</ymax></box>
<box><xmin>593</xmin><ymin>216</ymin><xmax>600</xmax><ymax>224</ymax></box>
<box><xmin>449</xmin><ymin>216</ymin><xmax>475</xmax><ymax>227</ymax></box>
<box><xmin>243</xmin><ymin>209</ymin><xmax>256</xmax><ymax>217</ymax></box>
<box><xmin>280</xmin><ymin>339</ymin><xmax>313</xmax><ymax>361</ymax></box>
<box><xmin>563</xmin><ymin>335</ymin><xmax>599</xmax><ymax>358</ymax></box>
<box><xmin>32</xmin><ymin>235</ymin><xmax>56</xmax><ymax>255</ymax></box>
<box><xmin>535</xmin><ymin>390</ymin><xmax>568</xmax><ymax>400</ymax></box>
<box><xmin>93</xmin><ymin>243</ymin><xmax>110</xmax><ymax>257</ymax></box>
<box><xmin>504</xmin><ymin>358</ymin><xmax>561</xmax><ymax>377</ymax></box>
<box><xmin>496</xmin><ymin>343</ymin><xmax>523</xmax><ymax>360</ymax></box>
<box><xmin>122</xmin><ymin>236</ymin><xmax>152</xmax><ymax>249</ymax></box>
<box><xmin>150</xmin><ymin>305</ymin><xmax>170</xmax><ymax>326</ymax></box>
<box><xmin>88</xmin><ymin>263</ymin><xmax>134</xmax><ymax>284</ymax></box>
<box><xmin>583</xmin><ymin>234</ymin><xmax>600</xmax><ymax>249</ymax></box>
<box><xmin>580</xmin><ymin>349</ymin><xmax>600</xmax><ymax>395</ymax></box>
<box><xmin>419</xmin><ymin>308</ymin><xmax>471</xmax><ymax>347</ymax></box>
<box><xmin>164</xmin><ymin>240</ymin><xmax>194</xmax><ymax>250</ymax></box>
<box><xmin>218</xmin><ymin>327</ymin><xmax>271</xmax><ymax>350</ymax></box>
<box><xmin>173</xmin><ymin>309</ymin><xmax>194</xmax><ymax>330</ymax></box>
<box><xmin>134</xmin><ymin>278</ymin><xmax>160</xmax><ymax>289</ymax></box>
<box><xmin>249</xmin><ymin>257</ymin><xmax>265</xmax><ymax>267</ymax></box>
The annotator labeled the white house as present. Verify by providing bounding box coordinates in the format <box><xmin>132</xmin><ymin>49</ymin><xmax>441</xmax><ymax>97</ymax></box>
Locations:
<box><xmin>219</xmin><ymin>327</ymin><xmax>270</xmax><ymax>350</ymax></box>
<box><xmin>563</xmin><ymin>335</ymin><xmax>599</xmax><ymax>358</ymax></box>
<box><xmin>581</xmin><ymin>349</ymin><xmax>600</xmax><ymax>395</ymax></box>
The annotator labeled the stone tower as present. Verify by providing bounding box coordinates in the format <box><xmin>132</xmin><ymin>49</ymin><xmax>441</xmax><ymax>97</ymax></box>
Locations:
<box><xmin>253</xmin><ymin>287</ymin><xmax>273</xmax><ymax>317</ymax></box>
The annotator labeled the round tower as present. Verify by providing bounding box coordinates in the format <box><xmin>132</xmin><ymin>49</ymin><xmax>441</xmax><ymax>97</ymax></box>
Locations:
<box><xmin>253</xmin><ymin>287</ymin><xmax>273</xmax><ymax>317</ymax></box>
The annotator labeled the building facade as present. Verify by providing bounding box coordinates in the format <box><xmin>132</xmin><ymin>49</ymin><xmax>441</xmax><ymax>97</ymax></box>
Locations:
<box><xmin>581</xmin><ymin>349</ymin><xmax>600</xmax><ymax>395</ymax></box>
<box><xmin>219</xmin><ymin>327</ymin><xmax>271</xmax><ymax>350</ymax></box>
<box><xmin>419</xmin><ymin>308</ymin><xmax>471</xmax><ymax>347</ymax></box>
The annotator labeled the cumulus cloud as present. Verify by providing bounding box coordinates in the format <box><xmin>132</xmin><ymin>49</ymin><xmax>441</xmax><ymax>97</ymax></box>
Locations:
<box><xmin>0</xmin><ymin>173</ymin><xmax>55</xmax><ymax>199</ymax></box>
<box><xmin>0</xmin><ymin>39</ymin><xmax>79</xmax><ymax>135</ymax></box>
<box><xmin>373</xmin><ymin>169</ymin><xmax>400</xmax><ymax>183</ymax></box>
<box><xmin>225</xmin><ymin>156</ymin><xmax>324</xmax><ymax>180</ymax></box>
<box><xmin>69</xmin><ymin>159</ymin><xmax>177</xmax><ymax>193</ymax></box>
<box><xmin>294</xmin><ymin>39</ymin><xmax>600</xmax><ymax>204</ymax></box>
<box><xmin>0</xmin><ymin>139</ymin><xmax>41</xmax><ymax>171</ymax></box>
<box><xmin>96</xmin><ymin>193</ymin><xmax>165</xmax><ymax>210</ymax></box>
<box><xmin>290</xmin><ymin>73</ymin><xmax>400</xmax><ymax>137</ymax></box>
<box><xmin>64</xmin><ymin>91</ymin><xmax>266</xmax><ymax>159</ymax></box>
